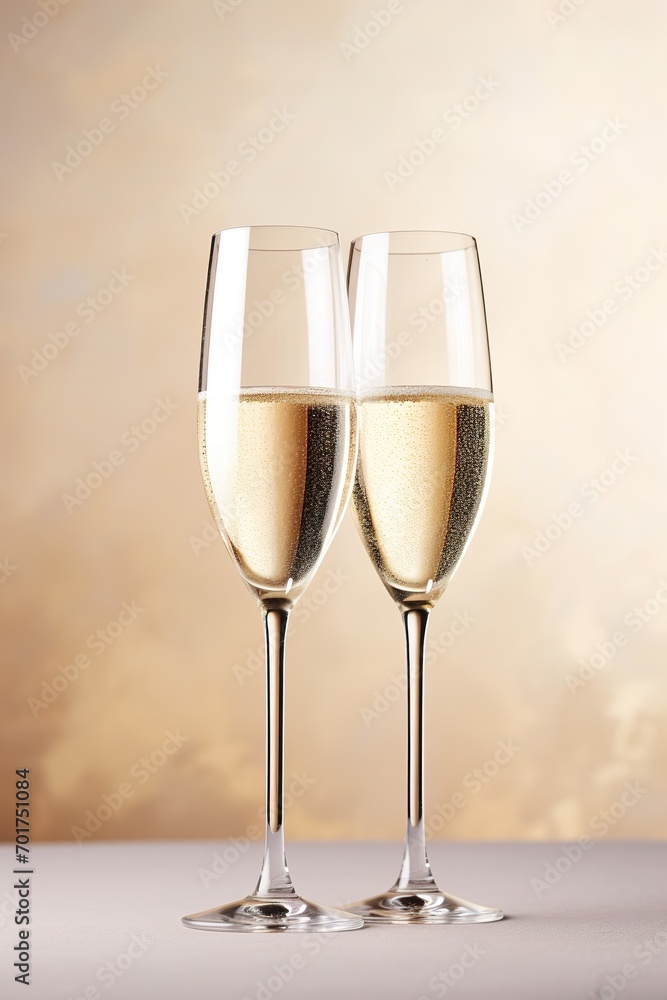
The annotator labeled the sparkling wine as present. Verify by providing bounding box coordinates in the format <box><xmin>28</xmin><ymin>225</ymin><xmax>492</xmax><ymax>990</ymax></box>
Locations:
<box><xmin>199</xmin><ymin>387</ymin><xmax>356</xmax><ymax>604</ymax></box>
<box><xmin>353</xmin><ymin>386</ymin><xmax>493</xmax><ymax>606</ymax></box>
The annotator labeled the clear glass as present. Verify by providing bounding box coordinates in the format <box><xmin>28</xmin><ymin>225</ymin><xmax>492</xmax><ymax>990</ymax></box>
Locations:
<box><xmin>183</xmin><ymin>226</ymin><xmax>362</xmax><ymax>932</ymax></box>
<box><xmin>345</xmin><ymin>231</ymin><xmax>503</xmax><ymax>923</ymax></box>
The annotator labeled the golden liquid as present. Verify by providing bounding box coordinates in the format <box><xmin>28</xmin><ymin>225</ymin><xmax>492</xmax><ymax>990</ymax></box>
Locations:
<box><xmin>353</xmin><ymin>386</ymin><xmax>493</xmax><ymax>607</ymax></box>
<box><xmin>198</xmin><ymin>388</ymin><xmax>357</xmax><ymax>604</ymax></box>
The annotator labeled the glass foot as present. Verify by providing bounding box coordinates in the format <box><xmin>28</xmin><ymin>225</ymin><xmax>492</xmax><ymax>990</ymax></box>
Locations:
<box><xmin>345</xmin><ymin>887</ymin><xmax>503</xmax><ymax>924</ymax></box>
<box><xmin>182</xmin><ymin>894</ymin><xmax>364</xmax><ymax>932</ymax></box>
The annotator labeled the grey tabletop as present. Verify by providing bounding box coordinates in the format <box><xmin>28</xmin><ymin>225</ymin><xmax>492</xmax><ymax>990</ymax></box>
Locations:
<box><xmin>3</xmin><ymin>841</ymin><xmax>666</xmax><ymax>999</ymax></box>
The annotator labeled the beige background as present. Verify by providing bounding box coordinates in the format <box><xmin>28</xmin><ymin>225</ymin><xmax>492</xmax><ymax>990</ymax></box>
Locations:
<box><xmin>2</xmin><ymin>0</ymin><xmax>666</xmax><ymax>845</ymax></box>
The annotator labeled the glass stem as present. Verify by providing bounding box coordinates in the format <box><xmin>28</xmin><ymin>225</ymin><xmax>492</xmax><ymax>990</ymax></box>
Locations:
<box><xmin>254</xmin><ymin>605</ymin><xmax>296</xmax><ymax>899</ymax></box>
<box><xmin>395</xmin><ymin>605</ymin><xmax>436</xmax><ymax>891</ymax></box>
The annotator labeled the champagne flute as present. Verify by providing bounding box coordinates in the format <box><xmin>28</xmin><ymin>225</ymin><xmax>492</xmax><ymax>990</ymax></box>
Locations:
<box><xmin>345</xmin><ymin>231</ymin><xmax>503</xmax><ymax>923</ymax></box>
<box><xmin>183</xmin><ymin>226</ymin><xmax>362</xmax><ymax>932</ymax></box>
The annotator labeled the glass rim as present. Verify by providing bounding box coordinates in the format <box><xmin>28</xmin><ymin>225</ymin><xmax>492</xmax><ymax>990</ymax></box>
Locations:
<box><xmin>351</xmin><ymin>230</ymin><xmax>477</xmax><ymax>255</ymax></box>
<box><xmin>211</xmin><ymin>225</ymin><xmax>339</xmax><ymax>251</ymax></box>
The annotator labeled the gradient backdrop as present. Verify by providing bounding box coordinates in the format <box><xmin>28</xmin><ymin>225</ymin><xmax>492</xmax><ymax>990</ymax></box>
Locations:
<box><xmin>2</xmin><ymin>0</ymin><xmax>666</xmax><ymax>845</ymax></box>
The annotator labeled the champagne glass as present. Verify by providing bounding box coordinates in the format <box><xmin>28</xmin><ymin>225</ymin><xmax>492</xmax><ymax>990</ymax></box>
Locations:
<box><xmin>183</xmin><ymin>226</ymin><xmax>362</xmax><ymax>932</ymax></box>
<box><xmin>345</xmin><ymin>231</ymin><xmax>503</xmax><ymax>923</ymax></box>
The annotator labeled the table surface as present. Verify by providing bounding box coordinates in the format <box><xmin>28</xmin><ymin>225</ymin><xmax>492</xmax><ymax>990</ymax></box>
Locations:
<box><xmin>2</xmin><ymin>841</ymin><xmax>666</xmax><ymax>999</ymax></box>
